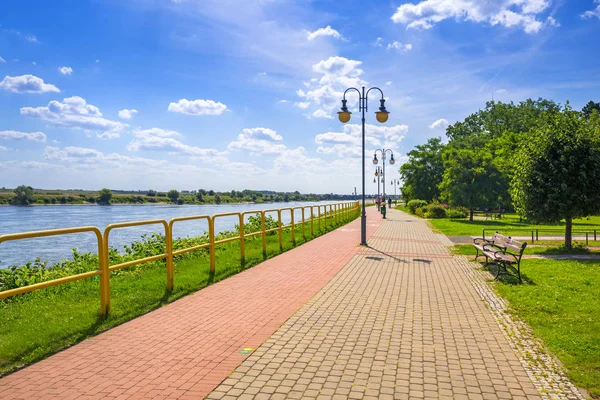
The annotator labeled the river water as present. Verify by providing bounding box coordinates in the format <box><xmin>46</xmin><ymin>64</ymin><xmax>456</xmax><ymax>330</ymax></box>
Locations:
<box><xmin>0</xmin><ymin>201</ymin><xmax>349</xmax><ymax>268</ymax></box>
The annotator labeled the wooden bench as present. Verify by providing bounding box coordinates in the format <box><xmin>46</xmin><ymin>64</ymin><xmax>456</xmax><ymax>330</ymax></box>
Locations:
<box><xmin>473</xmin><ymin>232</ymin><xmax>527</xmax><ymax>282</ymax></box>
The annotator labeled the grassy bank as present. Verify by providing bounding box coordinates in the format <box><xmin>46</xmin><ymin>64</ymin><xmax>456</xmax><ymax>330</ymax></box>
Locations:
<box><xmin>490</xmin><ymin>259</ymin><xmax>600</xmax><ymax>398</ymax></box>
<box><xmin>0</xmin><ymin>210</ymin><xmax>359</xmax><ymax>376</ymax></box>
<box><xmin>427</xmin><ymin>213</ymin><xmax>600</xmax><ymax>237</ymax></box>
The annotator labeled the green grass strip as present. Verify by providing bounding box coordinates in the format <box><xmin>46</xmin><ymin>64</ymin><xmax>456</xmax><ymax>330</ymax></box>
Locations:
<box><xmin>0</xmin><ymin>210</ymin><xmax>360</xmax><ymax>376</ymax></box>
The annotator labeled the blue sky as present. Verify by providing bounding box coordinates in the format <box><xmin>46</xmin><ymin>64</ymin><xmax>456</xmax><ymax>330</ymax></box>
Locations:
<box><xmin>1</xmin><ymin>0</ymin><xmax>599</xmax><ymax>194</ymax></box>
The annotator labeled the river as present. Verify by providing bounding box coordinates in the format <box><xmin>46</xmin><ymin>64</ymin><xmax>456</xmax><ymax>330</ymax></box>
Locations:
<box><xmin>0</xmin><ymin>201</ymin><xmax>350</xmax><ymax>268</ymax></box>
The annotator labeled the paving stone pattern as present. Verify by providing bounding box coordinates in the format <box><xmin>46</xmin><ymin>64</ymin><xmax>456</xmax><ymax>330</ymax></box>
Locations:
<box><xmin>209</xmin><ymin>210</ymin><xmax>555</xmax><ymax>400</ymax></box>
<box><xmin>0</xmin><ymin>211</ymin><xmax>381</xmax><ymax>400</ymax></box>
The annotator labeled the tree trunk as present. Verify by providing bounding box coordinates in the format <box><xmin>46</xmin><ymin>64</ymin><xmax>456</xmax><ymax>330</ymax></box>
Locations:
<box><xmin>565</xmin><ymin>217</ymin><xmax>572</xmax><ymax>250</ymax></box>
<box><xmin>469</xmin><ymin>209</ymin><xmax>474</xmax><ymax>222</ymax></box>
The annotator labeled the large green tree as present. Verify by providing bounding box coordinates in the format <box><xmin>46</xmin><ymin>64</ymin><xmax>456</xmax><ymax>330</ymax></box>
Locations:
<box><xmin>97</xmin><ymin>188</ymin><xmax>112</xmax><ymax>205</ymax></box>
<box><xmin>582</xmin><ymin>100</ymin><xmax>600</xmax><ymax>118</ymax></box>
<box><xmin>167</xmin><ymin>190</ymin><xmax>180</xmax><ymax>203</ymax></box>
<box><xmin>511</xmin><ymin>107</ymin><xmax>600</xmax><ymax>249</ymax></box>
<box><xmin>400</xmin><ymin>137</ymin><xmax>445</xmax><ymax>202</ymax></box>
<box><xmin>12</xmin><ymin>185</ymin><xmax>35</xmax><ymax>205</ymax></box>
<box><xmin>439</xmin><ymin>147</ymin><xmax>508</xmax><ymax>220</ymax></box>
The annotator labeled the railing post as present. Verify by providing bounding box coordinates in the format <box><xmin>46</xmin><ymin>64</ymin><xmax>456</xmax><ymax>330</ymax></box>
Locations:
<box><xmin>291</xmin><ymin>209</ymin><xmax>296</xmax><ymax>246</ymax></box>
<box><xmin>311</xmin><ymin>206</ymin><xmax>315</xmax><ymax>237</ymax></box>
<box><xmin>100</xmin><ymin>231</ymin><xmax>110</xmax><ymax>318</ymax></box>
<box><xmin>261</xmin><ymin>211</ymin><xmax>267</xmax><ymax>258</ymax></box>
<box><xmin>209</xmin><ymin>217</ymin><xmax>216</xmax><ymax>273</ymax></box>
<box><xmin>595</xmin><ymin>230</ymin><xmax>597</xmax><ymax>241</ymax></box>
<box><xmin>536</xmin><ymin>229</ymin><xmax>539</xmax><ymax>241</ymax></box>
<box><xmin>239</xmin><ymin>213</ymin><xmax>245</xmax><ymax>265</ymax></box>
<box><xmin>318</xmin><ymin>206</ymin><xmax>321</xmax><ymax>232</ymax></box>
<box><xmin>277</xmin><ymin>210</ymin><xmax>283</xmax><ymax>251</ymax></box>
<box><xmin>166</xmin><ymin>224</ymin><xmax>174</xmax><ymax>291</ymax></box>
<box><xmin>586</xmin><ymin>232</ymin><xmax>589</xmax><ymax>246</ymax></box>
<box><xmin>531</xmin><ymin>230</ymin><xmax>534</xmax><ymax>243</ymax></box>
<box><xmin>301</xmin><ymin>207</ymin><xmax>306</xmax><ymax>239</ymax></box>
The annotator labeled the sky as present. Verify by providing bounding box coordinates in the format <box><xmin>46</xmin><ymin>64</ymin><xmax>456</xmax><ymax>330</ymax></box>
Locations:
<box><xmin>1</xmin><ymin>0</ymin><xmax>599</xmax><ymax>194</ymax></box>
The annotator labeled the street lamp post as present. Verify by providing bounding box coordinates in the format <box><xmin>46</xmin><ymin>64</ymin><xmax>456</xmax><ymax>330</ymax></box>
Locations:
<box><xmin>372</xmin><ymin>149</ymin><xmax>395</xmax><ymax>204</ymax></box>
<box><xmin>373</xmin><ymin>167</ymin><xmax>383</xmax><ymax>209</ymax></box>
<box><xmin>391</xmin><ymin>179</ymin><xmax>400</xmax><ymax>204</ymax></box>
<box><xmin>338</xmin><ymin>86</ymin><xmax>389</xmax><ymax>246</ymax></box>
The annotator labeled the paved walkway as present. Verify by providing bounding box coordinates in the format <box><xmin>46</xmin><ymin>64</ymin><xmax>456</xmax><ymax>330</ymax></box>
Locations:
<box><xmin>207</xmin><ymin>210</ymin><xmax>583</xmax><ymax>400</ymax></box>
<box><xmin>0</xmin><ymin>212</ymin><xmax>382</xmax><ymax>399</ymax></box>
<box><xmin>1</xmin><ymin>209</ymin><xmax>586</xmax><ymax>399</ymax></box>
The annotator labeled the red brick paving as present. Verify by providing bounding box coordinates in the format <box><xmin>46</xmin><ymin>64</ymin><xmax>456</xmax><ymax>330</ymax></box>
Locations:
<box><xmin>0</xmin><ymin>210</ymin><xmax>382</xmax><ymax>399</ymax></box>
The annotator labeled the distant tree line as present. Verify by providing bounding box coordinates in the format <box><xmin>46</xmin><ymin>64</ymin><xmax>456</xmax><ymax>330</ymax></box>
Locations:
<box><xmin>400</xmin><ymin>99</ymin><xmax>600</xmax><ymax>249</ymax></box>
<box><xmin>0</xmin><ymin>187</ymin><xmax>357</xmax><ymax>206</ymax></box>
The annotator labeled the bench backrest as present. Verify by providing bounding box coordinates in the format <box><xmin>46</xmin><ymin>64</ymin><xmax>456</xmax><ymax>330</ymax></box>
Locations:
<box><xmin>491</xmin><ymin>232</ymin><xmax>527</xmax><ymax>254</ymax></box>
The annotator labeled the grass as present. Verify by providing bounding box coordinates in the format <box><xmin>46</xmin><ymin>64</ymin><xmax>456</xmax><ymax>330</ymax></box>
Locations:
<box><xmin>450</xmin><ymin>244</ymin><xmax>600</xmax><ymax>256</ymax></box>
<box><xmin>489</xmin><ymin>259</ymin><xmax>600</xmax><ymax>398</ymax></box>
<box><xmin>427</xmin><ymin>213</ymin><xmax>600</xmax><ymax>238</ymax></box>
<box><xmin>0</xmin><ymin>211</ymin><xmax>359</xmax><ymax>376</ymax></box>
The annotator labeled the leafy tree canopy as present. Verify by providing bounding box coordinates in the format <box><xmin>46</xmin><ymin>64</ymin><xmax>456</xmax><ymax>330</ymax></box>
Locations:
<box><xmin>97</xmin><ymin>188</ymin><xmax>112</xmax><ymax>205</ymax></box>
<box><xmin>511</xmin><ymin>107</ymin><xmax>600</xmax><ymax>248</ymax></box>
<box><xmin>13</xmin><ymin>185</ymin><xmax>35</xmax><ymax>206</ymax></box>
<box><xmin>167</xmin><ymin>190</ymin><xmax>180</xmax><ymax>203</ymax></box>
<box><xmin>400</xmin><ymin>137</ymin><xmax>445</xmax><ymax>202</ymax></box>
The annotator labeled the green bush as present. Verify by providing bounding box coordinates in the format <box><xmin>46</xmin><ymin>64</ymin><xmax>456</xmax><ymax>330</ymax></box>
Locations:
<box><xmin>424</xmin><ymin>204</ymin><xmax>447</xmax><ymax>219</ymax></box>
<box><xmin>446</xmin><ymin>208</ymin><xmax>468</xmax><ymax>219</ymax></box>
<box><xmin>407</xmin><ymin>199</ymin><xmax>428</xmax><ymax>214</ymax></box>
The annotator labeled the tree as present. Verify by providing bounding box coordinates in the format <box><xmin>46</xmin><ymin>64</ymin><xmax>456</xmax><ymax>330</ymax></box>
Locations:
<box><xmin>167</xmin><ymin>190</ymin><xmax>180</xmax><ymax>203</ymax></box>
<box><xmin>214</xmin><ymin>194</ymin><xmax>221</xmax><ymax>204</ymax></box>
<box><xmin>400</xmin><ymin>137</ymin><xmax>445</xmax><ymax>202</ymax></box>
<box><xmin>147</xmin><ymin>189</ymin><xmax>156</xmax><ymax>197</ymax></box>
<box><xmin>196</xmin><ymin>191</ymin><xmax>204</xmax><ymax>202</ymax></box>
<box><xmin>208</xmin><ymin>190</ymin><xmax>215</xmax><ymax>196</ymax></box>
<box><xmin>439</xmin><ymin>147</ymin><xmax>509</xmax><ymax>221</ymax></box>
<box><xmin>13</xmin><ymin>185</ymin><xmax>35</xmax><ymax>205</ymax></box>
<box><xmin>582</xmin><ymin>100</ymin><xmax>600</xmax><ymax>118</ymax></box>
<box><xmin>511</xmin><ymin>107</ymin><xmax>600</xmax><ymax>249</ymax></box>
<box><xmin>97</xmin><ymin>188</ymin><xmax>112</xmax><ymax>205</ymax></box>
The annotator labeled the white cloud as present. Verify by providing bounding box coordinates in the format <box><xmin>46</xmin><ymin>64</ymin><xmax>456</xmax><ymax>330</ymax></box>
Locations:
<box><xmin>429</xmin><ymin>118</ymin><xmax>449</xmax><ymax>129</ymax></box>
<box><xmin>387</xmin><ymin>41</ymin><xmax>413</xmax><ymax>52</ymax></box>
<box><xmin>0</xmin><ymin>56</ymin><xmax>5</xmax><ymax>63</ymax></box>
<box><xmin>373</xmin><ymin>37</ymin><xmax>384</xmax><ymax>47</ymax></box>
<box><xmin>546</xmin><ymin>16</ymin><xmax>560</xmax><ymax>27</ymax></box>
<box><xmin>296</xmin><ymin>56</ymin><xmax>365</xmax><ymax>118</ymax></box>
<box><xmin>43</xmin><ymin>146</ymin><xmax>170</xmax><ymax>168</ymax></box>
<box><xmin>0</xmin><ymin>145</ymin><xmax>7</xmax><ymax>151</ymax></box>
<box><xmin>307</xmin><ymin>26</ymin><xmax>343</xmax><ymax>41</ymax></box>
<box><xmin>385</xmin><ymin>81</ymin><xmax>393</xmax><ymax>86</ymax></box>
<box><xmin>132</xmin><ymin>127</ymin><xmax>180</xmax><ymax>138</ymax></box>
<box><xmin>168</xmin><ymin>98</ymin><xmax>227</xmax><ymax>116</ymax></box>
<box><xmin>315</xmin><ymin>124</ymin><xmax>408</xmax><ymax>157</ymax></box>
<box><xmin>312</xmin><ymin>109</ymin><xmax>332</xmax><ymax>119</ymax></box>
<box><xmin>391</xmin><ymin>0</ymin><xmax>551</xmax><ymax>34</ymax></box>
<box><xmin>58</xmin><ymin>66</ymin><xmax>73</xmax><ymax>75</ymax></box>
<box><xmin>0</xmin><ymin>130</ymin><xmax>47</xmax><ymax>142</ymax></box>
<box><xmin>25</xmin><ymin>35</ymin><xmax>38</xmax><ymax>43</ymax></box>
<box><xmin>0</xmin><ymin>74</ymin><xmax>60</xmax><ymax>94</ymax></box>
<box><xmin>227</xmin><ymin>127</ymin><xmax>288</xmax><ymax>156</ymax></box>
<box><xmin>118</xmin><ymin>109</ymin><xmax>138</xmax><ymax>119</ymax></box>
<box><xmin>127</xmin><ymin>135</ymin><xmax>221</xmax><ymax>159</ymax></box>
<box><xmin>582</xmin><ymin>1</ymin><xmax>600</xmax><ymax>19</ymax></box>
<box><xmin>20</xmin><ymin>96</ymin><xmax>127</xmax><ymax>139</ymax></box>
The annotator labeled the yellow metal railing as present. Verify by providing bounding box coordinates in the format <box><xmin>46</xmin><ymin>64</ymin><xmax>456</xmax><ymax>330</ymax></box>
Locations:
<box><xmin>0</xmin><ymin>201</ymin><xmax>360</xmax><ymax>317</ymax></box>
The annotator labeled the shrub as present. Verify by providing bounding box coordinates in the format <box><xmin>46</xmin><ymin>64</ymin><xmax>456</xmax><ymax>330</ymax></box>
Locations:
<box><xmin>415</xmin><ymin>207</ymin><xmax>427</xmax><ymax>218</ymax></box>
<box><xmin>424</xmin><ymin>204</ymin><xmax>447</xmax><ymax>219</ymax></box>
<box><xmin>446</xmin><ymin>208</ymin><xmax>468</xmax><ymax>219</ymax></box>
<box><xmin>407</xmin><ymin>199</ymin><xmax>428</xmax><ymax>214</ymax></box>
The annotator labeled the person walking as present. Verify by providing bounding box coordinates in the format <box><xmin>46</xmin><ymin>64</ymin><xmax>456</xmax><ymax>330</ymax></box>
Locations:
<box><xmin>375</xmin><ymin>196</ymin><xmax>381</xmax><ymax>211</ymax></box>
<box><xmin>387</xmin><ymin>197</ymin><xmax>392</xmax><ymax>208</ymax></box>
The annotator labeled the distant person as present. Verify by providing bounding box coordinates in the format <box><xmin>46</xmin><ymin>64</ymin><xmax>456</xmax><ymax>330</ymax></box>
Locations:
<box><xmin>388</xmin><ymin>197</ymin><xmax>392</xmax><ymax>208</ymax></box>
<box><xmin>375</xmin><ymin>196</ymin><xmax>381</xmax><ymax>210</ymax></box>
